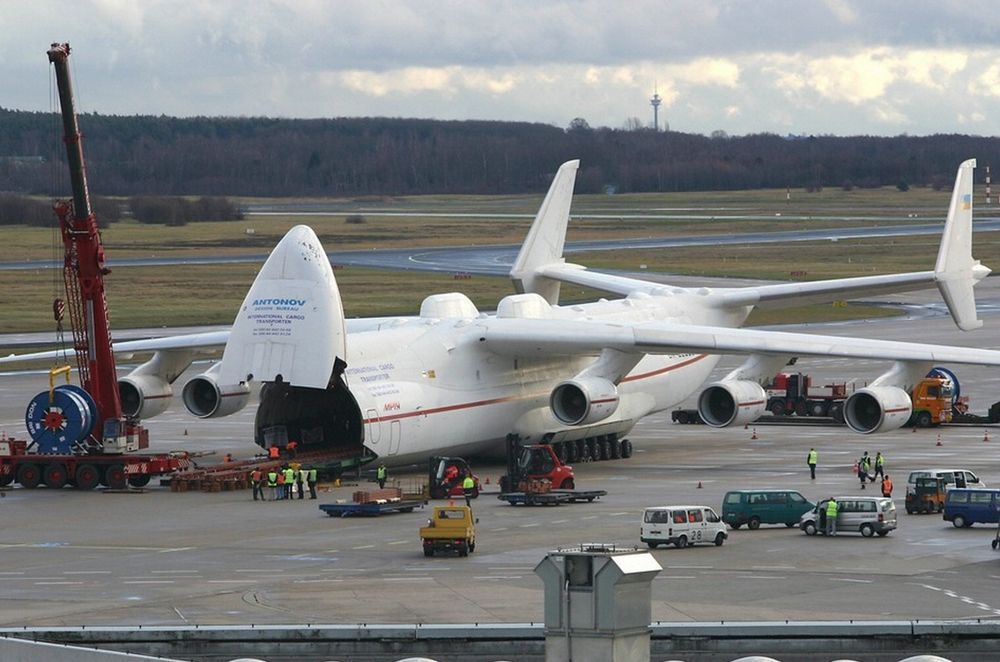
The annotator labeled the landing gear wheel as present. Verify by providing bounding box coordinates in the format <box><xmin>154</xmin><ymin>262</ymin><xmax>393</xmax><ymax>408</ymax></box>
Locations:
<box><xmin>610</xmin><ymin>439</ymin><xmax>621</xmax><ymax>459</ymax></box>
<box><xmin>17</xmin><ymin>463</ymin><xmax>41</xmax><ymax>489</ymax></box>
<box><xmin>104</xmin><ymin>464</ymin><xmax>127</xmax><ymax>490</ymax></box>
<box><xmin>675</xmin><ymin>535</ymin><xmax>688</xmax><ymax>549</ymax></box>
<box><xmin>43</xmin><ymin>463</ymin><xmax>68</xmax><ymax>489</ymax></box>
<box><xmin>565</xmin><ymin>442</ymin><xmax>577</xmax><ymax>463</ymax></box>
<box><xmin>74</xmin><ymin>464</ymin><xmax>99</xmax><ymax>491</ymax></box>
<box><xmin>598</xmin><ymin>439</ymin><xmax>610</xmax><ymax>461</ymax></box>
<box><xmin>748</xmin><ymin>516</ymin><xmax>761</xmax><ymax>530</ymax></box>
<box><xmin>619</xmin><ymin>439</ymin><xmax>633</xmax><ymax>459</ymax></box>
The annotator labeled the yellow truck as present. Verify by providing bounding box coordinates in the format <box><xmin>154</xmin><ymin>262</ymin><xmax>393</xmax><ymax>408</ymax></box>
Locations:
<box><xmin>420</xmin><ymin>505</ymin><xmax>477</xmax><ymax>557</ymax></box>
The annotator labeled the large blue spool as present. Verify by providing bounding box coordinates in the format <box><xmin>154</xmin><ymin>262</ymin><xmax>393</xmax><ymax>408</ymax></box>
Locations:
<box><xmin>25</xmin><ymin>384</ymin><xmax>98</xmax><ymax>454</ymax></box>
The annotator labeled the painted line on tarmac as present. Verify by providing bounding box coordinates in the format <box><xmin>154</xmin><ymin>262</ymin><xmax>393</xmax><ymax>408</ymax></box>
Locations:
<box><xmin>235</xmin><ymin>569</ymin><xmax>278</xmax><ymax>573</ymax></box>
<box><xmin>666</xmin><ymin>565</ymin><xmax>713</xmax><ymax>569</ymax></box>
<box><xmin>830</xmin><ymin>578</ymin><xmax>873</xmax><ymax>583</ymax></box>
<box><xmin>519</xmin><ymin>522</ymin><xmax>541</xmax><ymax>527</ymax></box>
<box><xmin>915</xmin><ymin>583</ymin><xmax>1000</xmax><ymax>616</ymax></box>
<box><xmin>656</xmin><ymin>576</ymin><xmax>697</xmax><ymax>580</ymax></box>
<box><xmin>474</xmin><ymin>576</ymin><xmax>523</xmax><ymax>580</ymax></box>
<box><xmin>293</xmin><ymin>579</ymin><xmax>344</xmax><ymax>583</ymax></box>
<box><xmin>208</xmin><ymin>580</ymin><xmax>250</xmax><ymax>584</ymax></box>
<box><xmin>123</xmin><ymin>580</ymin><xmax>175</xmax><ymax>585</ymax></box>
<box><xmin>34</xmin><ymin>581</ymin><xmax>83</xmax><ymax>586</ymax></box>
<box><xmin>387</xmin><ymin>540</ymin><xmax>409</xmax><ymax>545</ymax></box>
<box><xmin>383</xmin><ymin>577</ymin><xmax>434</xmax><ymax>582</ymax></box>
<box><xmin>551</xmin><ymin>519</ymin><xmax>569</xmax><ymax>524</ymax></box>
<box><xmin>64</xmin><ymin>571</ymin><xmax>111</xmax><ymax>575</ymax></box>
<box><xmin>352</xmin><ymin>544</ymin><xmax>376</xmax><ymax>549</ymax></box>
<box><xmin>752</xmin><ymin>565</ymin><xmax>796</xmax><ymax>570</ymax></box>
<box><xmin>609</xmin><ymin>512</ymin><xmax>629</xmax><ymax>516</ymax></box>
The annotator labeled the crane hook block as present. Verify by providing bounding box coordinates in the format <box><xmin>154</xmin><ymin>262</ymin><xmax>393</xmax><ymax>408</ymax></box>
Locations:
<box><xmin>25</xmin><ymin>384</ymin><xmax>98</xmax><ymax>454</ymax></box>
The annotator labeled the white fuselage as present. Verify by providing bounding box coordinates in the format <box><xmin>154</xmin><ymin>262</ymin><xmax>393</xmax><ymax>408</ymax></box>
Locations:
<box><xmin>345</xmin><ymin>292</ymin><xmax>747</xmax><ymax>464</ymax></box>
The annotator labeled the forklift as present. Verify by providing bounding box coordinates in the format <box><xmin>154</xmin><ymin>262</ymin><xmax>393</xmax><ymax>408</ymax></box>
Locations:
<box><xmin>427</xmin><ymin>456</ymin><xmax>480</xmax><ymax>500</ymax></box>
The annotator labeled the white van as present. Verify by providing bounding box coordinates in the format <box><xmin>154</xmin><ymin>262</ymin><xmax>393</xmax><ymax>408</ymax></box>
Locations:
<box><xmin>906</xmin><ymin>469</ymin><xmax>986</xmax><ymax>495</ymax></box>
<box><xmin>641</xmin><ymin>505</ymin><xmax>728</xmax><ymax>548</ymax></box>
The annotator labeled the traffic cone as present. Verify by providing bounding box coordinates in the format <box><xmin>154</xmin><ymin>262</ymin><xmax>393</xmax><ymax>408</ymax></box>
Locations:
<box><xmin>912</xmin><ymin>426</ymin><xmax>917</xmax><ymax>433</ymax></box>
<box><xmin>485</xmin><ymin>476</ymin><xmax>490</xmax><ymax>485</ymax></box>
<box><xmin>183</xmin><ymin>429</ymin><xmax>188</xmax><ymax>436</ymax></box>
<box><xmin>744</xmin><ymin>423</ymin><xmax>748</xmax><ymax>430</ymax></box>
<box><xmin>697</xmin><ymin>481</ymin><xmax>703</xmax><ymax>489</ymax></box>
<box><xmin>936</xmin><ymin>434</ymin><xmax>943</xmax><ymax>446</ymax></box>
<box><xmin>751</xmin><ymin>428</ymin><xmax>758</xmax><ymax>440</ymax></box>
<box><xmin>984</xmin><ymin>430</ymin><xmax>990</xmax><ymax>442</ymax></box>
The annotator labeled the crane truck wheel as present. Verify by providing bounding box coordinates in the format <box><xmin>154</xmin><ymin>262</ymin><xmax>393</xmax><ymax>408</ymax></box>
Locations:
<box><xmin>43</xmin><ymin>463</ymin><xmax>68</xmax><ymax>489</ymax></box>
<box><xmin>16</xmin><ymin>463</ymin><xmax>42</xmax><ymax>489</ymax></box>
<box><xmin>915</xmin><ymin>411</ymin><xmax>932</xmax><ymax>427</ymax></box>
<box><xmin>74</xmin><ymin>465</ymin><xmax>100</xmax><ymax>491</ymax></box>
<box><xmin>104</xmin><ymin>464</ymin><xmax>127</xmax><ymax>490</ymax></box>
<box><xmin>128</xmin><ymin>474</ymin><xmax>151</xmax><ymax>488</ymax></box>
<box><xmin>0</xmin><ymin>470</ymin><xmax>13</xmax><ymax>487</ymax></box>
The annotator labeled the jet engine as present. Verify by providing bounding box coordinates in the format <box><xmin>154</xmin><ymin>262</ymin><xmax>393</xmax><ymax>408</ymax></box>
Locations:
<box><xmin>550</xmin><ymin>377</ymin><xmax>619</xmax><ymax>426</ymax></box>
<box><xmin>697</xmin><ymin>380</ymin><xmax>768</xmax><ymax>427</ymax></box>
<box><xmin>182</xmin><ymin>365</ymin><xmax>251</xmax><ymax>419</ymax></box>
<box><xmin>844</xmin><ymin>386</ymin><xmax>912</xmax><ymax>434</ymax></box>
<box><xmin>119</xmin><ymin>374</ymin><xmax>173</xmax><ymax>419</ymax></box>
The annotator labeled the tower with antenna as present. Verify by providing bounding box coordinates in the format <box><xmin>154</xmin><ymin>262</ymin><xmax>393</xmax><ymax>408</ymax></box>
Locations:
<box><xmin>650</xmin><ymin>86</ymin><xmax>662</xmax><ymax>131</ymax></box>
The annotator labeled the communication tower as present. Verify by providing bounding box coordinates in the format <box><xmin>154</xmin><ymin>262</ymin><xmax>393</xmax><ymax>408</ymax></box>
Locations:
<box><xmin>650</xmin><ymin>86</ymin><xmax>662</xmax><ymax>131</ymax></box>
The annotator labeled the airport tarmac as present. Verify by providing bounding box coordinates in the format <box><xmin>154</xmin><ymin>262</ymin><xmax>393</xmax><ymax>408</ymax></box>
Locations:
<box><xmin>0</xmin><ymin>284</ymin><xmax>999</xmax><ymax>630</ymax></box>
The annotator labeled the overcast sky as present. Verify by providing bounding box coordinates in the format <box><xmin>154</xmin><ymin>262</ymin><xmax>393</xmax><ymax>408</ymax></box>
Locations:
<box><xmin>4</xmin><ymin>1</ymin><xmax>1000</xmax><ymax>137</ymax></box>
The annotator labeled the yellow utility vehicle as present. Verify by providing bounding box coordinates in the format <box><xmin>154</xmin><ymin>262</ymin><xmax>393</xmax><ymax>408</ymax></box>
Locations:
<box><xmin>420</xmin><ymin>505</ymin><xmax>477</xmax><ymax>557</ymax></box>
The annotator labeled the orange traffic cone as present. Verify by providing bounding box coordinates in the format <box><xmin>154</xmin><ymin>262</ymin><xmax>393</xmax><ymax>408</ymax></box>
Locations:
<box><xmin>751</xmin><ymin>428</ymin><xmax>758</xmax><ymax>440</ymax></box>
<box><xmin>936</xmin><ymin>434</ymin><xmax>943</xmax><ymax>447</ymax></box>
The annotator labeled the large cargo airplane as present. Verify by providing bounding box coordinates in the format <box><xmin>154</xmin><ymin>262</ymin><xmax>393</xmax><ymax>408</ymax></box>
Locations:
<box><xmin>5</xmin><ymin>159</ymin><xmax>1000</xmax><ymax>466</ymax></box>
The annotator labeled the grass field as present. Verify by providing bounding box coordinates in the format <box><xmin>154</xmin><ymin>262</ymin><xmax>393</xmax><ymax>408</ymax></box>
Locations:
<box><xmin>1</xmin><ymin>184</ymin><xmax>992</xmax><ymax>335</ymax></box>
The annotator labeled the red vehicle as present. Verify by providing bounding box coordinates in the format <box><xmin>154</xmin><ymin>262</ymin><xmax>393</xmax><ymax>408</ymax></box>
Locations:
<box><xmin>499</xmin><ymin>437</ymin><xmax>576</xmax><ymax>493</ymax></box>
<box><xmin>0</xmin><ymin>45</ymin><xmax>189</xmax><ymax>490</ymax></box>
<box><xmin>428</xmin><ymin>456</ymin><xmax>481</xmax><ymax>499</ymax></box>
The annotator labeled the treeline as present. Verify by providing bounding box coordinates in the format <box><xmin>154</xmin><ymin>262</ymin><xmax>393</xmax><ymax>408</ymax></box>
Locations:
<box><xmin>2</xmin><ymin>107</ymin><xmax>999</xmax><ymax>197</ymax></box>
<box><xmin>0</xmin><ymin>193</ymin><xmax>240</xmax><ymax>227</ymax></box>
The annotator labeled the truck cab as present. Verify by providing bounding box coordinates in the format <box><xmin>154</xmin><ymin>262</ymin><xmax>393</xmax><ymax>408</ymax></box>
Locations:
<box><xmin>420</xmin><ymin>505</ymin><xmax>477</xmax><ymax>557</ymax></box>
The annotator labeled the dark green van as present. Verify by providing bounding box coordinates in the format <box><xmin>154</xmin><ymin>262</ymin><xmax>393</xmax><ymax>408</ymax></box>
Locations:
<box><xmin>722</xmin><ymin>490</ymin><xmax>815</xmax><ymax>529</ymax></box>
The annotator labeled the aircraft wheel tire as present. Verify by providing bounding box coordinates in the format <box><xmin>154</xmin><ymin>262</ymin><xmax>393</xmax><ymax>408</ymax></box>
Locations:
<box><xmin>598</xmin><ymin>439</ymin><xmax>610</xmax><ymax>461</ymax></box>
<box><xmin>619</xmin><ymin>440</ymin><xmax>633</xmax><ymax>458</ymax></box>
<box><xmin>609</xmin><ymin>440</ymin><xmax>621</xmax><ymax>459</ymax></box>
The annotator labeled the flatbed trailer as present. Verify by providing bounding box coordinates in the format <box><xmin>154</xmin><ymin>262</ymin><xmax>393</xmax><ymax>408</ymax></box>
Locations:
<box><xmin>0</xmin><ymin>438</ymin><xmax>190</xmax><ymax>490</ymax></box>
<box><xmin>319</xmin><ymin>499</ymin><xmax>425</xmax><ymax>517</ymax></box>
<box><xmin>497</xmin><ymin>489</ymin><xmax>606</xmax><ymax>506</ymax></box>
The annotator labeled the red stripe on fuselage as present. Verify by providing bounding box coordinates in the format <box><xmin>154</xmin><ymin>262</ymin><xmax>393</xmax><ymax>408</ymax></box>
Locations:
<box><xmin>361</xmin><ymin>354</ymin><xmax>711</xmax><ymax>424</ymax></box>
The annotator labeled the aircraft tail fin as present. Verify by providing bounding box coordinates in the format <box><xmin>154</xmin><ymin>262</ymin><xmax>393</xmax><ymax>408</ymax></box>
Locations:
<box><xmin>510</xmin><ymin>159</ymin><xmax>579</xmax><ymax>303</ymax></box>
<box><xmin>934</xmin><ymin>158</ymin><xmax>990</xmax><ymax>331</ymax></box>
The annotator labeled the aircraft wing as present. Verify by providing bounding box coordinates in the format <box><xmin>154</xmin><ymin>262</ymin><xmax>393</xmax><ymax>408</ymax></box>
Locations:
<box><xmin>0</xmin><ymin>330</ymin><xmax>231</xmax><ymax>366</ymax></box>
<box><xmin>478</xmin><ymin>317</ymin><xmax>1000</xmax><ymax>367</ymax></box>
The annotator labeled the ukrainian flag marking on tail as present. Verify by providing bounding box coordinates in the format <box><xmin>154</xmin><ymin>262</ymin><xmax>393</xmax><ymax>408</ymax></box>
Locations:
<box><xmin>961</xmin><ymin>193</ymin><xmax>972</xmax><ymax>210</ymax></box>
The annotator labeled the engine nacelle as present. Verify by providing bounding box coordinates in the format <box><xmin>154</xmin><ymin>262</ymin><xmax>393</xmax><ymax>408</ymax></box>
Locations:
<box><xmin>182</xmin><ymin>371</ymin><xmax>252</xmax><ymax>419</ymax></box>
<box><xmin>550</xmin><ymin>377</ymin><xmax>619</xmax><ymax>426</ymax></box>
<box><xmin>844</xmin><ymin>386</ymin><xmax>912</xmax><ymax>434</ymax></box>
<box><xmin>697</xmin><ymin>380</ymin><xmax>768</xmax><ymax>427</ymax></box>
<box><xmin>119</xmin><ymin>374</ymin><xmax>173</xmax><ymax>419</ymax></box>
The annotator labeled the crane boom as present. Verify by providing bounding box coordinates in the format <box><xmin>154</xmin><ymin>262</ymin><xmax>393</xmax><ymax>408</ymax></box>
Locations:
<box><xmin>46</xmin><ymin>42</ymin><xmax>134</xmax><ymax>453</ymax></box>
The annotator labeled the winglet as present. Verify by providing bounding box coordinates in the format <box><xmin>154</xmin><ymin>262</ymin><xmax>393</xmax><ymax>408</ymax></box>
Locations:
<box><xmin>934</xmin><ymin>158</ymin><xmax>990</xmax><ymax>331</ymax></box>
<box><xmin>510</xmin><ymin>159</ymin><xmax>579</xmax><ymax>303</ymax></box>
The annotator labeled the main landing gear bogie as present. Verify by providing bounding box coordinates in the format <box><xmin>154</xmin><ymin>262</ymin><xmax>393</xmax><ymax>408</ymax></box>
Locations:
<box><xmin>548</xmin><ymin>436</ymin><xmax>632</xmax><ymax>465</ymax></box>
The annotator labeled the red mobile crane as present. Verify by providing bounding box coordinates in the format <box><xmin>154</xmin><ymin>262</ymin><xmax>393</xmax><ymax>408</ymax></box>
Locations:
<box><xmin>0</xmin><ymin>44</ymin><xmax>188</xmax><ymax>490</ymax></box>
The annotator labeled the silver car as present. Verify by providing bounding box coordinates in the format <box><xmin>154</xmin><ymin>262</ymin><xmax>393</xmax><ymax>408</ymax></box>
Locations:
<box><xmin>800</xmin><ymin>496</ymin><xmax>897</xmax><ymax>537</ymax></box>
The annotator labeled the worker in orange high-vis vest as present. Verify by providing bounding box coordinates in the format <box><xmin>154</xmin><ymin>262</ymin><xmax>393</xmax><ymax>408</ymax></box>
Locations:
<box><xmin>268</xmin><ymin>445</ymin><xmax>280</xmax><ymax>460</ymax></box>
<box><xmin>881</xmin><ymin>474</ymin><xmax>894</xmax><ymax>498</ymax></box>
